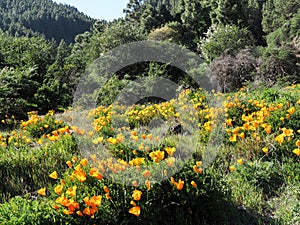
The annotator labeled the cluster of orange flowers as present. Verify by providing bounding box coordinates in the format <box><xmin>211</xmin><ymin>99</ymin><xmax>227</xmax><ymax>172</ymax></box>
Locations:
<box><xmin>129</xmin><ymin>189</ymin><xmax>142</xmax><ymax>216</ymax></box>
<box><xmin>32</xmin><ymin>85</ymin><xmax>300</xmax><ymax>221</ymax></box>
<box><xmin>193</xmin><ymin>161</ymin><xmax>203</xmax><ymax>174</ymax></box>
<box><xmin>18</xmin><ymin>110</ymin><xmax>84</xmax><ymax>145</ymax></box>
<box><xmin>221</xmin><ymin>93</ymin><xmax>300</xmax><ymax>157</ymax></box>
<box><xmin>21</xmin><ymin>111</ymin><xmax>45</xmax><ymax>128</ymax></box>
<box><xmin>224</xmin><ymin>98</ymin><xmax>274</xmax><ymax>140</ymax></box>
<box><xmin>38</xmin><ymin>157</ymin><xmax>104</xmax><ymax>218</ymax></box>
<box><xmin>170</xmin><ymin>177</ymin><xmax>184</xmax><ymax>190</ymax></box>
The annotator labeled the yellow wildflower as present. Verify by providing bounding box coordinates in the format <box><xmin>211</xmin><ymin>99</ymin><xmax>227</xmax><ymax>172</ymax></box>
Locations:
<box><xmin>275</xmin><ymin>134</ymin><xmax>285</xmax><ymax>145</ymax></box>
<box><xmin>164</xmin><ymin>147</ymin><xmax>176</xmax><ymax>156</ymax></box>
<box><xmin>132</xmin><ymin>190</ymin><xmax>142</xmax><ymax>201</ymax></box>
<box><xmin>262</xmin><ymin>147</ymin><xmax>269</xmax><ymax>154</ymax></box>
<box><xmin>287</xmin><ymin>107</ymin><xmax>296</xmax><ymax>115</ymax></box>
<box><xmin>265</xmin><ymin>125</ymin><xmax>272</xmax><ymax>134</ymax></box>
<box><xmin>282</xmin><ymin>128</ymin><xmax>293</xmax><ymax>137</ymax></box>
<box><xmin>191</xmin><ymin>181</ymin><xmax>197</xmax><ymax>187</ymax></box>
<box><xmin>66</xmin><ymin>186</ymin><xmax>77</xmax><ymax>197</ymax></box>
<box><xmin>66</xmin><ymin>161</ymin><xmax>72</xmax><ymax>168</ymax></box>
<box><xmin>54</xmin><ymin>185</ymin><xmax>64</xmax><ymax>195</ymax></box>
<box><xmin>145</xmin><ymin>180</ymin><xmax>151</xmax><ymax>191</ymax></box>
<box><xmin>237</xmin><ymin>159</ymin><xmax>243</xmax><ymax>165</ymax></box>
<box><xmin>229</xmin><ymin>134</ymin><xmax>237</xmax><ymax>142</ymax></box>
<box><xmin>80</xmin><ymin>158</ymin><xmax>88</xmax><ymax>166</ymax></box>
<box><xmin>293</xmin><ymin>149</ymin><xmax>300</xmax><ymax>156</ymax></box>
<box><xmin>38</xmin><ymin>187</ymin><xmax>46</xmax><ymax>196</ymax></box>
<box><xmin>49</xmin><ymin>171</ymin><xmax>58</xmax><ymax>179</ymax></box>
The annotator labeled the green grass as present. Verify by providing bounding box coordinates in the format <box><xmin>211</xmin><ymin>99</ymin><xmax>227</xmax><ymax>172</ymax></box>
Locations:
<box><xmin>0</xmin><ymin>135</ymin><xmax>78</xmax><ymax>203</ymax></box>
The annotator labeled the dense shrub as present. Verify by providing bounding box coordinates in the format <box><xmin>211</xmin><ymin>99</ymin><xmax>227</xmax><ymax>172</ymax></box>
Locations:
<box><xmin>257</xmin><ymin>47</ymin><xmax>300</xmax><ymax>86</ymax></box>
<box><xmin>209</xmin><ymin>48</ymin><xmax>258</xmax><ymax>92</ymax></box>
<box><xmin>148</xmin><ymin>25</ymin><xmax>180</xmax><ymax>42</ymax></box>
<box><xmin>199</xmin><ymin>24</ymin><xmax>254</xmax><ymax>62</ymax></box>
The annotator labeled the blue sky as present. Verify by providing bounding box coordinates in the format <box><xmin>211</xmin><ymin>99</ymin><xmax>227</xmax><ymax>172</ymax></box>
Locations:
<box><xmin>53</xmin><ymin>0</ymin><xmax>128</xmax><ymax>21</ymax></box>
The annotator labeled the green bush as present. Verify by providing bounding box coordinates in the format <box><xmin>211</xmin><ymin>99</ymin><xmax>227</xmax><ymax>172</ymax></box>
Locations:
<box><xmin>199</xmin><ymin>24</ymin><xmax>254</xmax><ymax>62</ymax></box>
<box><xmin>148</xmin><ymin>25</ymin><xmax>180</xmax><ymax>42</ymax></box>
<box><xmin>0</xmin><ymin>196</ymin><xmax>70</xmax><ymax>225</ymax></box>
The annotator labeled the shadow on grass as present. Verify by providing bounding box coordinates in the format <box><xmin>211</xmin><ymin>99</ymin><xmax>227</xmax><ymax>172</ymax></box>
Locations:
<box><xmin>100</xmin><ymin>182</ymin><xmax>279</xmax><ymax>225</ymax></box>
<box><xmin>145</xmin><ymin>189</ymin><xmax>278</xmax><ymax>225</ymax></box>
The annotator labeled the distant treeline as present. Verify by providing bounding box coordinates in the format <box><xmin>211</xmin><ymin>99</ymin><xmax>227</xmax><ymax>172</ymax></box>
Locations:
<box><xmin>0</xmin><ymin>0</ymin><xmax>94</xmax><ymax>43</ymax></box>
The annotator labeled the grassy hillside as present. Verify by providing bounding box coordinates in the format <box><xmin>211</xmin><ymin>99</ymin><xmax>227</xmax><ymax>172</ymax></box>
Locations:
<box><xmin>0</xmin><ymin>0</ymin><xmax>299</xmax><ymax>224</ymax></box>
<box><xmin>0</xmin><ymin>85</ymin><xmax>299</xmax><ymax>224</ymax></box>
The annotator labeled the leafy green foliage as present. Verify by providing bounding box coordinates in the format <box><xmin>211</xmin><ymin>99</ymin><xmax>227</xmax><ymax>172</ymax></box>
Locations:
<box><xmin>0</xmin><ymin>67</ymin><xmax>38</xmax><ymax>118</ymax></box>
<box><xmin>266</xmin><ymin>11</ymin><xmax>300</xmax><ymax>48</ymax></box>
<box><xmin>0</xmin><ymin>196</ymin><xmax>68</xmax><ymax>225</ymax></box>
<box><xmin>199</xmin><ymin>24</ymin><xmax>254</xmax><ymax>62</ymax></box>
<box><xmin>0</xmin><ymin>32</ymin><xmax>55</xmax><ymax>74</ymax></box>
<box><xmin>0</xmin><ymin>32</ymin><xmax>57</xmax><ymax>118</ymax></box>
<box><xmin>96</xmin><ymin>75</ymin><xmax>130</xmax><ymax>106</ymax></box>
<box><xmin>262</xmin><ymin>0</ymin><xmax>300</xmax><ymax>34</ymax></box>
<box><xmin>180</xmin><ymin>0</ymin><xmax>211</xmax><ymax>40</ymax></box>
<box><xmin>209</xmin><ymin>0</ymin><xmax>247</xmax><ymax>25</ymax></box>
<box><xmin>148</xmin><ymin>25</ymin><xmax>179</xmax><ymax>41</ymax></box>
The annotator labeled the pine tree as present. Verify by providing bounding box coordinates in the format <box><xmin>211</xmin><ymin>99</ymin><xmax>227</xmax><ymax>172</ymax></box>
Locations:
<box><xmin>209</xmin><ymin>0</ymin><xmax>248</xmax><ymax>26</ymax></box>
<box><xmin>181</xmin><ymin>0</ymin><xmax>211</xmax><ymax>38</ymax></box>
<box><xmin>262</xmin><ymin>0</ymin><xmax>300</xmax><ymax>34</ymax></box>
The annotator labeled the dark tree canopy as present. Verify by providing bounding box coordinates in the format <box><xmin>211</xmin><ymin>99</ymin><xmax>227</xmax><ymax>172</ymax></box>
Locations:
<box><xmin>0</xmin><ymin>0</ymin><xmax>299</xmax><ymax>119</ymax></box>
<box><xmin>0</xmin><ymin>0</ymin><xmax>94</xmax><ymax>43</ymax></box>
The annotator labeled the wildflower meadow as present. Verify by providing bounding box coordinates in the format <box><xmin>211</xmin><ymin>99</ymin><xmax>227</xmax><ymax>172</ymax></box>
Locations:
<box><xmin>0</xmin><ymin>84</ymin><xmax>300</xmax><ymax>225</ymax></box>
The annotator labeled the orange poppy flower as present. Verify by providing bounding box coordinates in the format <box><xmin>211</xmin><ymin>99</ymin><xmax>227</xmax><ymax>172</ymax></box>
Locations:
<box><xmin>132</xmin><ymin>190</ymin><xmax>142</xmax><ymax>201</ymax></box>
<box><xmin>293</xmin><ymin>149</ymin><xmax>300</xmax><ymax>156</ymax></box>
<box><xmin>129</xmin><ymin>206</ymin><xmax>141</xmax><ymax>217</ymax></box>
<box><xmin>193</xmin><ymin>165</ymin><xmax>203</xmax><ymax>174</ymax></box>
<box><xmin>66</xmin><ymin>161</ymin><xmax>72</xmax><ymax>168</ymax></box>
<box><xmin>54</xmin><ymin>185</ymin><xmax>64</xmax><ymax>195</ymax></box>
<box><xmin>80</xmin><ymin>158</ymin><xmax>88</xmax><ymax>166</ymax></box>
<box><xmin>191</xmin><ymin>181</ymin><xmax>197</xmax><ymax>187</ymax></box>
<box><xmin>143</xmin><ymin>170</ymin><xmax>151</xmax><ymax>178</ymax></box>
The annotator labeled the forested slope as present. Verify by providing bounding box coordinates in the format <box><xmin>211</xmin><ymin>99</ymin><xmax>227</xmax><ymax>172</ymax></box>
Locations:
<box><xmin>0</xmin><ymin>0</ymin><xmax>299</xmax><ymax>120</ymax></box>
<box><xmin>0</xmin><ymin>0</ymin><xmax>94</xmax><ymax>43</ymax></box>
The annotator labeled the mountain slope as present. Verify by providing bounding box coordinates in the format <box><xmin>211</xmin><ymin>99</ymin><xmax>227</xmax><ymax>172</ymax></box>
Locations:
<box><xmin>0</xmin><ymin>0</ymin><xmax>95</xmax><ymax>43</ymax></box>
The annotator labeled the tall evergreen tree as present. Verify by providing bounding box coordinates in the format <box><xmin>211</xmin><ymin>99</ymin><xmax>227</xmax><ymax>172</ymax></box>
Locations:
<box><xmin>124</xmin><ymin>0</ymin><xmax>145</xmax><ymax>23</ymax></box>
<box><xmin>209</xmin><ymin>0</ymin><xmax>248</xmax><ymax>25</ymax></box>
<box><xmin>181</xmin><ymin>0</ymin><xmax>211</xmax><ymax>38</ymax></box>
<box><xmin>262</xmin><ymin>0</ymin><xmax>300</xmax><ymax>34</ymax></box>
